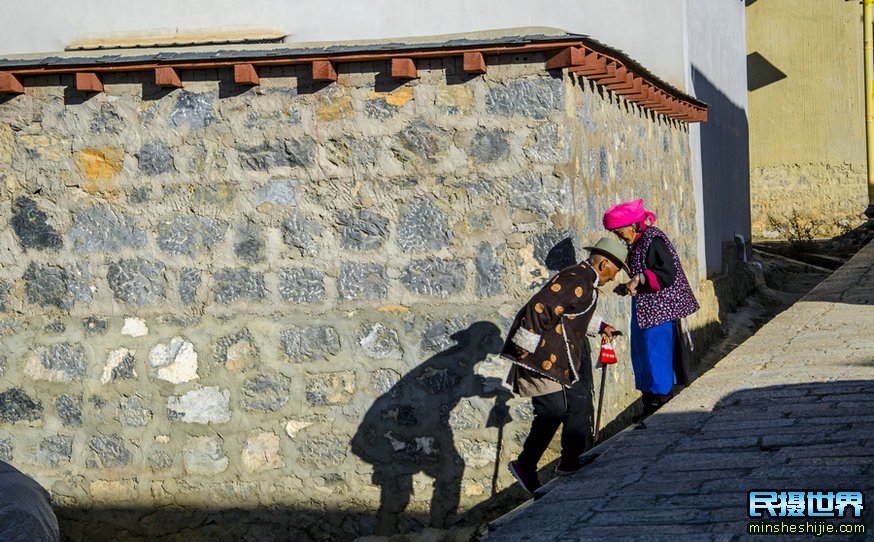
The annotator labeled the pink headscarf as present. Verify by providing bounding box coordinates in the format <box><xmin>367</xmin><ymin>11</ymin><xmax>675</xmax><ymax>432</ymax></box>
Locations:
<box><xmin>603</xmin><ymin>199</ymin><xmax>657</xmax><ymax>231</ymax></box>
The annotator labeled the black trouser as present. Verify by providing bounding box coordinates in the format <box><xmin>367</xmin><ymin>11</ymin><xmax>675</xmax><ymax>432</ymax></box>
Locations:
<box><xmin>517</xmin><ymin>377</ymin><xmax>594</xmax><ymax>470</ymax></box>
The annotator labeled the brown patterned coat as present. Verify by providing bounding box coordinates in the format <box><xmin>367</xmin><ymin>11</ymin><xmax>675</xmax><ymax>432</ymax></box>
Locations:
<box><xmin>501</xmin><ymin>262</ymin><xmax>603</xmax><ymax>397</ymax></box>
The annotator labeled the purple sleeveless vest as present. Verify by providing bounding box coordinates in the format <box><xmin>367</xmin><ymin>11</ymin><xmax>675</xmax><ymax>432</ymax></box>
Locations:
<box><xmin>628</xmin><ymin>226</ymin><xmax>699</xmax><ymax>329</ymax></box>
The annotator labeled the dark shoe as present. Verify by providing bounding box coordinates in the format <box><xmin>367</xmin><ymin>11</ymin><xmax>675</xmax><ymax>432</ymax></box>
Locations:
<box><xmin>508</xmin><ymin>460</ymin><xmax>540</xmax><ymax>494</ymax></box>
<box><xmin>555</xmin><ymin>457</ymin><xmax>583</xmax><ymax>476</ymax></box>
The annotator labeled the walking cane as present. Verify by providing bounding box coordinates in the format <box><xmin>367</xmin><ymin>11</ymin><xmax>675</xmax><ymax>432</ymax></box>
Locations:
<box><xmin>594</xmin><ymin>333</ymin><xmax>618</xmax><ymax>442</ymax></box>
<box><xmin>595</xmin><ymin>363</ymin><xmax>608</xmax><ymax>442</ymax></box>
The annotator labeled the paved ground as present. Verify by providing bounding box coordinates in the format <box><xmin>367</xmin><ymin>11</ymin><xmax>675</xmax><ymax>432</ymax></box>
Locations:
<box><xmin>484</xmin><ymin>240</ymin><xmax>874</xmax><ymax>541</ymax></box>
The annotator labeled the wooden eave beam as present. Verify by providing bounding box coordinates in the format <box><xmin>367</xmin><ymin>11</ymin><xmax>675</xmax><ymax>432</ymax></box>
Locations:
<box><xmin>569</xmin><ymin>52</ymin><xmax>608</xmax><ymax>76</ymax></box>
<box><xmin>0</xmin><ymin>72</ymin><xmax>25</xmax><ymax>94</ymax></box>
<box><xmin>155</xmin><ymin>66</ymin><xmax>182</xmax><ymax>88</ymax></box>
<box><xmin>234</xmin><ymin>63</ymin><xmax>260</xmax><ymax>85</ymax></box>
<box><xmin>599</xmin><ymin>66</ymin><xmax>629</xmax><ymax>86</ymax></box>
<box><xmin>75</xmin><ymin>72</ymin><xmax>103</xmax><ymax>92</ymax></box>
<box><xmin>462</xmin><ymin>52</ymin><xmax>487</xmax><ymax>74</ymax></box>
<box><xmin>545</xmin><ymin>46</ymin><xmax>586</xmax><ymax>70</ymax></box>
<box><xmin>587</xmin><ymin>62</ymin><xmax>618</xmax><ymax>83</ymax></box>
<box><xmin>615</xmin><ymin>78</ymin><xmax>644</xmax><ymax>97</ymax></box>
<box><xmin>312</xmin><ymin>60</ymin><xmax>337</xmax><ymax>82</ymax></box>
<box><xmin>391</xmin><ymin>57</ymin><xmax>417</xmax><ymax>79</ymax></box>
<box><xmin>606</xmin><ymin>71</ymin><xmax>635</xmax><ymax>92</ymax></box>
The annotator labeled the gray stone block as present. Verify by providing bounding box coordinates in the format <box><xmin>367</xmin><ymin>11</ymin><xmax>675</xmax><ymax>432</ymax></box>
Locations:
<box><xmin>469</xmin><ymin>127</ymin><xmax>509</xmax><ymax>163</ymax></box>
<box><xmin>282</xmin><ymin>213</ymin><xmax>322</xmax><ymax>257</ymax></box>
<box><xmin>421</xmin><ymin>316</ymin><xmax>475</xmax><ymax>353</ymax></box>
<box><xmin>107</xmin><ymin>259</ymin><xmax>168</xmax><ymax>306</ymax></box>
<box><xmin>337</xmin><ymin>263</ymin><xmax>387</xmax><ymax>301</ymax></box>
<box><xmin>281</xmin><ymin>325</ymin><xmax>341</xmax><ymax>362</ymax></box>
<box><xmin>87</xmin><ymin>434</ymin><xmax>134</xmax><ymax>468</ymax></box>
<box><xmin>29</xmin><ymin>343</ymin><xmax>87</xmax><ymax>383</ymax></box>
<box><xmin>235</xmin><ymin>221</ymin><xmax>265</xmax><ymax>263</ymax></box>
<box><xmin>369</xmin><ymin>368</ymin><xmax>401</xmax><ymax>396</ymax></box>
<box><xmin>255</xmin><ymin>179</ymin><xmax>298</xmax><ymax>206</ymax></box>
<box><xmin>44</xmin><ymin>321</ymin><xmax>65</xmax><ymax>333</ymax></box>
<box><xmin>242</xmin><ymin>374</ymin><xmax>291</xmax><ymax>412</ymax></box>
<box><xmin>82</xmin><ymin>317</ymin><xmax>107</xmax><ymax>335</ymax></box>
<box><xmin>166</xmin><ymin>387</ymin><xmax>231</xmax><ymax>424</ymax></box>
<box><xmin>527</xmin><ymin>122</ymin><xmax>569</xmax><ymax>163</ymax></box>
<box><xmin>298</xmin><ymin>436</ymin><xmax>347</xmax><ymax>468</ymax></box>
<box><xmin>11</xmin><ymin>196</ymin><xmax>63</xmax><ymax>251</ymax></box>
<box><xmin>69</xmin><ymin>205</ymin><xmax>147</xmax><ymax>253</ymax></box>
<box><xmin>55</xmin><ymin>394</ymin><xmax>82</xmax><ymax>427</ymax></box>
<box><xmin>157</xmin><ymin>216</ymin><xmax>226</xmax><ymax>256</ymax></box>
<box><xmin>305</xmin><ymin>371</ymin><xmax>355</xmax><ymax>406</ymax></box>
<box><xmin>0</xmin><ymin>388</ymin><xmax>43</xmax><ymax>423</ymax></box>
<box><xmin>509</xmin><ymin>173</ymin><xmax>569</xmax><ymax>217</ymax></box>
<box><xmin>395</xmin><ymin>119</ymin><xmax>450</xmax><ymax>162</ymax></box>
<box><xmin>90</xmin><ymin>102</ymin><xmax>123</xmax><ymax>135</ymax></box>
<box><xmin>336</xmin><ymin>209</ymin><xmax>389</xmax><ymax>250</ymax></box>
<box><xmin>36</xmin><ymin>435</ymin><xmax>73</xmax><ymax>467</ymax></box>
<box><xmin>117</xmin><ymin>396</ymin><xmax>152</xmax><ymax>427</ymax></box>
<box><xmin>148</xmin><ymin>448</ymin><xmax>173</xmax><ymax>470</ymax></box>
<box><xmin>179</xmin><ymin>268</ymin><xmax>201</xmax><ymax>305</ymax></box>
<box><xmin>397</xmin><ymin>198</ymin><xmax>451</xmax><ymax>252</ymax></box>
<box><xmin>168</xmin><ymin>92</ymin><xmax>216</xmax><ymax>129</ymax></box>
<box><xmin>136</xmin><ymin>141</ymin><xmax>174</xmax><ymax>175</ymax></box>
<box><xmin>475</xmin><ymin>242</ymin><xmax>504</xmax><ymax>297</ymax></box>
<box><xmin>213</xmin><ymin>329</ymin><xmax>259</xmax><ymax>370</ymax></box>
<box><xmin>278</xmin><ymin>268</ymin><xmax>324</xmax><ymax>304</ymax></box>
<box><xmin>212</xmin><ymin>268</ymin><xmax>265</xmax><ymax>303</ymax></box>
<box><xmin>24</xmin><ymin>262</ymin><xmax>73</xmax><ymax>310</ymax></box>
<box><xmin>416</xmin><ymin>366</ymin><xmax>462</xmax><ymax>394</ymax></box>
<box><xmin>110</xmin><ymin>352</ymin><xmax>137</xmax><ymax>381</ymax></box>
<box><xmin>182</xmin><ymin>436</ymin><xmax>228</xmax><ymax>474</ymax></box>
<box><xmin>485</xmin><ymin>78</ymin><xmax>564</xmax><ymax>119</ymax></box>
<box><xmin>0</xmin><ymin>438</ymin><xmax>11</xmax><ymax>461</ymax></box>
<box><xmin>400</xmin><ymin>258</ymin><xmax>466</xmax><ymax>297</ymax></box>
<box><xmin>238</xmin><ymin>138</ymin><xmax>316</xmax><ymax>170</ymax></box>
<box><xmin>531</xmin><ymin>229</ymin><xmax>580</xmax><ymax>271</ymax></box>
<box><xmin>358</xmin><ymin>323</ymin><xmax>402</xmax><ymax>359</ymax></box>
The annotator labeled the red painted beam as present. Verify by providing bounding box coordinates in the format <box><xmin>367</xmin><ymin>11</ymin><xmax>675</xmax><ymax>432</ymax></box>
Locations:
<box><xmin>614</xmin><ymin>77</ymin><xmax>643</xmax><ymax>97</ymax></box>
<box><xmin>463</xmin><ymin>52</ymin><xmax>487</xmax><ymax>74</ymax></box>
<box><xmin>391</xmin><ymin>58</ymin><xmax>417</xmax><ymax>79</ymax></box>
<box><xmin>75</xmin><ymin>72</ymin><xmax>103</xmax><ymax>92</ymax></box>
<box><xmin>0</xmin><ymin>72</ymin><xmax>24</xmax><ymax>94</ymax></box>
<box><xmin>234</xmin><ymin>63</ymin><xmax>260</xmax><ymax>85</ymax></box>
<box><xmin>570</xmin><ymin>52</ymin><xmax>608</xmax><ymax>77</ymax></box>
<box><xmin>312</xmin><ymin>60</ymin><xmax>337</xmax><ymax>82</ymax></box>
<box><xmin>155</xmin><ymin>67</ymin><xmax>183</xmax><ymax>88</ymax></box>
<box><xmin>599</xmin><ymin>66</ymin><xmax>629</xmax><ymax>86</ymax></box>
<box><xmin>587</xmin><ymin>62</ymin><xmax>618</xmax><ymax>83</ymax></box>
<box><xmin>605</xmin><ymin>70</ymin><xmax>635</xmax><ymax>91</ymax></box>
<box><xmin>545</xmin><ymin>46</ymin><xmax>586</xmax><ymax>70</ymax></box>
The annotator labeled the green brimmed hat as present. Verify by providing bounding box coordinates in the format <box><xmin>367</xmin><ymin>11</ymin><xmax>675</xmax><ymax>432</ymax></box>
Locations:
<box><xmin>585</xmin><ymin>237</ymin><xmax>630</xmax><ymax>274</ymax></box>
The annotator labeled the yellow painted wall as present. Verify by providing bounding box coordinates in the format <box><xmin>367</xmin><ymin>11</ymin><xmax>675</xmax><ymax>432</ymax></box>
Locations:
<box><xmin>748</xmin><ymin>0</ymin><xmax>863</xmax><ymax>166</ymax></box>
<box><xmin>747</xmin><ymin>0</ymin><xmax>866</xmax><ymax>236</ymax></box>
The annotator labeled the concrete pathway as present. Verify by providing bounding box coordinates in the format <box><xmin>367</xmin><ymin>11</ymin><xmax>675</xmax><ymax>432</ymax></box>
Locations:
<box><xmin>485</xmin><ymin>241</ymin><xmax>874</xmax><ymax>541</ymax></box>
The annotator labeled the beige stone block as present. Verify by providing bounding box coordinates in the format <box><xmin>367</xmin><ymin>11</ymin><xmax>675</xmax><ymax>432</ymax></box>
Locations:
<box><xmin>0</xmin><ymin>123</ymin><xmax>12</xmax><ymax>165</ymax></box>
<box><xmin>241</xmin><ymin>432</ymin><xmax>284</xmax><ymax>472</ymax></box>
<box><xmin>18</xmin><ymin>133</ymin><xmax>67</xmax><ymax>161</ymax></box>
<box><xmin>90</xmin><ymin>479</ymin><xmax>138</xmax><ymax>503</ymax></box>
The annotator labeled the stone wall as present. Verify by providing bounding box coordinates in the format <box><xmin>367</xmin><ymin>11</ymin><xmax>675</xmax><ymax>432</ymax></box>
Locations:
<box><xmin>0</xmin><ymin>54</ymin><xmax>718</xmax><ymax>539</ymax></box>
<box><xmin>751</xmin><ymin>163</ymin><xmax>867</xmax><ymax>239</ymax></box>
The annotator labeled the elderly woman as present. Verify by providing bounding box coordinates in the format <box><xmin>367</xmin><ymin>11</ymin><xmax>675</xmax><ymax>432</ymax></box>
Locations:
<box><xmin>603</xmin><ymin>199</ymin><xmax>699</xmax><ymax>416</ymax></box>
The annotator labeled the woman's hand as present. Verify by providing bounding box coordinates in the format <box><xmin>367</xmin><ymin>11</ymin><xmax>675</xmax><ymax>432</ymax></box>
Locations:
<box><xmin>625</xmin><ymin>275</ymin><xmax>641</xmax><ymax>296</ymax></box>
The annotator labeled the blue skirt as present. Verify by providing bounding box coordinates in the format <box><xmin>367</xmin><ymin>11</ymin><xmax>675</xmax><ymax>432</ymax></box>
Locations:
<box><xmin>630</xmin><ymin>299</ymin><xmax>675</xmax><ymax>394</ymax></box>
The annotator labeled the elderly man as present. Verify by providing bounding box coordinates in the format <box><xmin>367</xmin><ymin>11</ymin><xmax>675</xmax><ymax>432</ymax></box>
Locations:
<box><xmin>501</xmin><ymin>238</ymin><xmax>628</xmax><ymax>494</ymax></box>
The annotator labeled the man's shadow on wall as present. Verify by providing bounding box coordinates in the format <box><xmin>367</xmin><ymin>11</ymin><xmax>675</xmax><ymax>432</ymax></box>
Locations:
<box><xmin>351</xmin><ymin>321</ymin><xmax>508</xmax><ymax>536</ymax></box>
